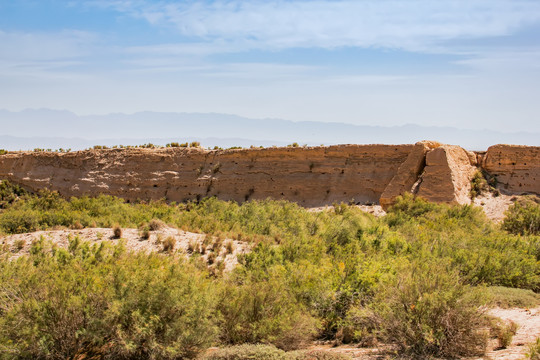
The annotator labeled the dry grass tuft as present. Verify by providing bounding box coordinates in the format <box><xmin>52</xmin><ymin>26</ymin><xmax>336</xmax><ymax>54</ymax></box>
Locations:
<box><xmin>113</xmin><ymin>225</ymin><xmax>122</xmax><ymax>239</ymax></box>
<box><xmin>162</xmin><ymin>236</ymin><xmax>176</xmax><ymax>253</ymax></box>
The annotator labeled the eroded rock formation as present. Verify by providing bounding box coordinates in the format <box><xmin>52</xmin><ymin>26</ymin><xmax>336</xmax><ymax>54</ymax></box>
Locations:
<box><xmin>0</xmin><ymin>145</ymin><xmax>412</xmax><ymax>207</ymax></box>
<box><xmin>0</xmin><ymin>142</ymin><xmax>537</xmax><ymax>208</ymax></box>
<box><xmin>481</xmin><ymin>145</ymin><xmax>540</xmax><ymax>196</ymax></box>
<box><xmin>416</xmin><ymin>145</ymin><xmax>478</xmax><ymax>204</ymax></box>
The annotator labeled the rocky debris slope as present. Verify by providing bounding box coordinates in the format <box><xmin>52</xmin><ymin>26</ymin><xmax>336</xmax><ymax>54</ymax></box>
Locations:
<box><xmin>0</xmin><ymin>142</ymin><xmax>538</xmax><ymax>208</ymax></box>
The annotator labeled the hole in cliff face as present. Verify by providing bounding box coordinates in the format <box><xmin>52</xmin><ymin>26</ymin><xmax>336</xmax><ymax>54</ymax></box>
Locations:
<box><xmin>153</xmin><ymin>184</ymin><xmax>158</xmax><ymax>188</ymax></box>
<box><xmin>341</xmin><ymin>170</ymin><xmax>345</xmax><ymax>174</ymax></box>
<box><xmin>244</xmin><ymin>188</ymin><xmax>255</xmax><ymax>201</ymax></box>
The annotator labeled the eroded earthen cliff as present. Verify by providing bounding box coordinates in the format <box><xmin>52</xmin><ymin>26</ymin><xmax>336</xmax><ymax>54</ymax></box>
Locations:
<box><xmin>0</xmin><ymin>145</ymin><xmax>412</xmax><ymax>207</ymax></box>
<box><xmin>481</xmin><ymin>145</ymin><xmax>540</xmax><ymax>196</ymax></box>
<box><xmin>0</xmin><ymin>142</ymin><xmax>537</xmax><ymax>208</ymax></box>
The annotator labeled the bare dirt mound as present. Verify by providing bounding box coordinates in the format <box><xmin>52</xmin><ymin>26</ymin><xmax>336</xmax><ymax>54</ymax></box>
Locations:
<box><xmin>1</xmin><ymin>227</ymin><xmax>250</xmax><ymax>272</ymax></box>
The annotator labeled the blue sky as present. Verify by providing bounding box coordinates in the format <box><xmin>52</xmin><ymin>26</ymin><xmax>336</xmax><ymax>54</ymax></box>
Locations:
<box><xmin>1</xmin><ymin>0</ymin><xmax>540</xmax><ymax>132</ymax></box>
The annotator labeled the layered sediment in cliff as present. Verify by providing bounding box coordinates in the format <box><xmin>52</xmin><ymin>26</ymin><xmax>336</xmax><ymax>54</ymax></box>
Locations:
<box><xmin>0</xmin><ymin>142</ymin><xmax>537</xmax><ymax>208</ymax></box>
<box><xmin>0</xmin><ymin>145</ymin><xmax>412</xmax><ymax>207</ymax></box>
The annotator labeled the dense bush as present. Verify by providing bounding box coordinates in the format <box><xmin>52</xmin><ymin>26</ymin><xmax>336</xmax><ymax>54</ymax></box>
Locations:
<box><xmin>218</xmin><ymin>270</ymin><xmax>319</xmax><ymax>350</ymax></box>
<box><xmin>502</xmin><ymin>196</ymin><xmax>540</xmax><ymax>235</ymax></box>
<box><xmin>484</xmin><ymin>286</ymin><xmax>540</xmax><ymax>308</ymax></box>
<box><xmin>0</xmin><ymin>239</ymin><xmax>219</xmax><ymax>359</ymax></box>
<box><xmin>0</xmin><ymin>180</ymin><xmax>26</xmax><ymax>209</ymax></box>
<box><xmin>372</xmin><ymin>260</ymin><xmax>488</xmax><ymax>357</ymax></box>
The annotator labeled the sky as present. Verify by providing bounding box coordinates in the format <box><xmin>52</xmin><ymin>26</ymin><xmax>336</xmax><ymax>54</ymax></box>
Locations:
<box><xmin>1</xmin><ymin>0</ymin><xmax>540</xmax><ymax>133</ymax></box>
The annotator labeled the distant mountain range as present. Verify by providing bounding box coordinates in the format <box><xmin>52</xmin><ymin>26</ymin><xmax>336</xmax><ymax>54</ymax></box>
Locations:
<box><xmin>0</xmin><ymin>109</ymin><xmax>538</xmax><ymax>151</ymax></box>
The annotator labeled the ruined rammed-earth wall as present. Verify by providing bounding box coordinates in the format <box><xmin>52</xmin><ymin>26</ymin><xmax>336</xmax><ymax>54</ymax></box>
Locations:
<box><xmin>0</xmin><ymin>142</ymin><xmax>538</xmax><ymax>208</ymax></box>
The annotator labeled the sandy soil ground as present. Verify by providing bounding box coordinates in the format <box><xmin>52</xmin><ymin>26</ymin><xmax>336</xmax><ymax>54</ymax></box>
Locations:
<box><xmin>308</xmin><ymin>192</ymin><xmax>515</xmax><ymax>222</ymax></box>
<box><xmin>308</xmin><ymin>204</ymin><xmax>387</xmax><ymax>217</ymax></box>
<box><xmin>482</xmin><ymin>307</ymin><xmax>540</xmax><ymax>360</ymax></box>
<box><xmin>0</xmin><ymin>226</ymin><xmax>249</xmax><ymax>272</ymax></box>
<box><xmin>473</xmin><ymin>193</ymin><xmax>515</xmax><ymax>222</ymax></box>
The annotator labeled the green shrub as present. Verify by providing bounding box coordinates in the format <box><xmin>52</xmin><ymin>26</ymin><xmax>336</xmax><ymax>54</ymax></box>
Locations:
<box><xmin>490</xmin><ymin>319</ymin><xmax>518</xmax><ymax>349</ymax></box>
<box><xmin>469</xmin><ymin>170</ymin><xmax>490</xmax><ymax>199</ymax></box>
<box><xmin>385</xmin><ymin>193</ymin><xmax>439</xmax><ymax>226</ymax></box>
<box><xmin>218</xmin><ymin>272</ymin><xmax>319</xmax><ymax>351</ymax></box>
<box><xmin>484</xmin><ymin>286</ymin><xmax>540</xmax><ymax>308</ymax></box>
<box><xmin>0</xmin><ymin>208</ymin><xmax>40</xmax><ymax>233</ymax></box>
<box><xmin>0</xmin><ymin>180</ymin><xmax>27</xmax><ymax>209</ymax></box>
<box><xmin>527</xmin><ymin>337</ymin><xmax>540</xmax><ymax>360</ymax></box>
<box><xmin>200</xmin><ymin>344</ymin><xmax>286</xmax><ymax>360</ymax></box>
<box><xmin>502</xmin><ymin>196</ymin><xmax>540</xmax><ymax>235</ymax></box>
<box><xmin>0</xmin><ymin>180</ymin><xmax>26</xmax><ymax>209</ymax></box>
<box><xmin>372</xmin><ymin>260</ymin><xmax>488</xmax><ymax>358</ymax></box>
<box><xmin>0</xmin><ymin>240</ymin><xmax>219</xmax><ymax>359</ymax></box>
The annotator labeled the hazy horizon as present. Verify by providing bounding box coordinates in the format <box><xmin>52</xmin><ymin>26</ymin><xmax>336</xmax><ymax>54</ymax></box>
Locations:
<box><xmin>1</xmin><ymin>1</ymin><xmax>540</xmax><ymax>135</ymax></box>
<box><xmin>1</xmin><ymin>108</ymin><xmax>538</xmax><ymax>151</ymax></box>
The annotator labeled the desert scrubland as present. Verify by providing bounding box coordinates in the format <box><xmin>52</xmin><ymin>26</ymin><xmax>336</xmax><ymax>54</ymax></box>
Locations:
<box><xmin>0</xmin><ymin>143</ymin><xmax>539</xmax><ymax>359</ymax></box>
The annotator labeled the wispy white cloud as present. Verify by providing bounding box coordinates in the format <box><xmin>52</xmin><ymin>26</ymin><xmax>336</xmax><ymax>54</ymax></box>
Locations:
<box><xmin>0</xmin><ymin>30</ymin><xmax>99</xmax><ymax>79</ymax></box>
<box><xmin>0</xmin><ymin>30</ymin><xmax>97</xmax><ymax>61</ymax></box>
<box><xmin>453</xmin><ymin>48</ymin><xmax>540</xmax><ymax>72</ymax></box>
<box><xmin>86</xmin><ymin>0</ymin><xmax>540</xmax><ymax>53</ymax></box>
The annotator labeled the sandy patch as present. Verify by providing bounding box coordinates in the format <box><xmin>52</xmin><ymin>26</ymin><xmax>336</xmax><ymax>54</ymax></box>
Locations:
<box><xmin>0</xmin><ymin>227</ymin><xmax>250</xmax><ymax>272</ymax></box>
<box><xmin>474</xmin><ymin>193</ymin><xmax>515</xmax><ymax>222</ymax></box>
